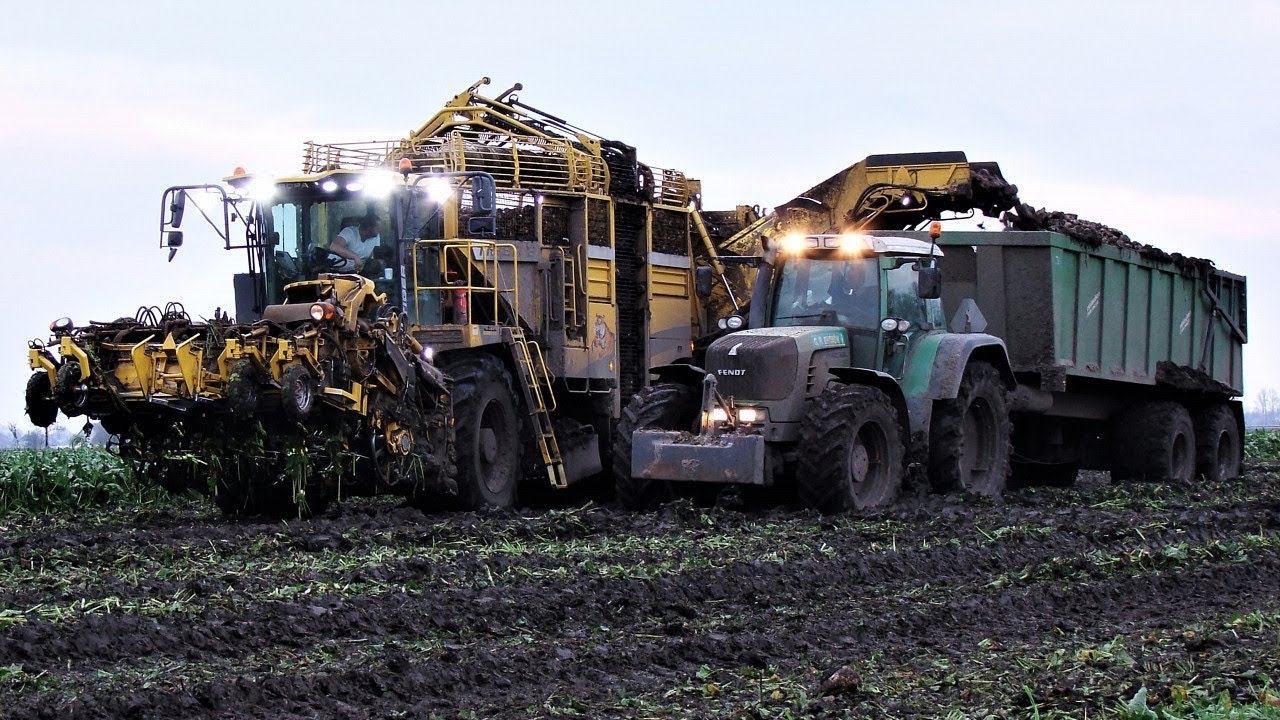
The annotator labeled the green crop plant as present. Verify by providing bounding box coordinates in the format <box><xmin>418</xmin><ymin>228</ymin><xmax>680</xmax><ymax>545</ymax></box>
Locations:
<box><xmin>0</xmin><ymin>447</ymin><xmax>172</xmax><ymax>516</ymax></box>
<box><xmin>1245</xmin><ymin>430</ymin><xmax>1280</xmax><ymax>461</ymax></box>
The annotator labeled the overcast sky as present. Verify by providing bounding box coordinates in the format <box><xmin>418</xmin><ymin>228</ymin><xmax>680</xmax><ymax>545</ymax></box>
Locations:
<box><xmin>2</xmin><ymin>0</ymin><xmax>1276</xmax><ymax>429</ymax></box>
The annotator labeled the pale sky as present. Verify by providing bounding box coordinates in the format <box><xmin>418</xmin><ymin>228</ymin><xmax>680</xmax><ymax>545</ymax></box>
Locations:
<box><xmin>3</xmin><ymin>0</ymin><xmax>1277</xmax><ymax>429</ymax></box>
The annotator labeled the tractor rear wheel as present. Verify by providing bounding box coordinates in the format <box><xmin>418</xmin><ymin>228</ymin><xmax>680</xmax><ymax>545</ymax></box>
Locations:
<box><xmin>797</xmin><ymin>384</ymin><xmax>903</xmax><ymax>513</ymax></box>
<box><xmin>25</xmin><ymin>371</ymin><xmax>57</xmax><ymax>428</ymax></box>
<box><xmin>444</xmin><ymin>354</ymin><xmax>521</xmax><ymax>510</ymax></box>
<box><xmin>612</xmin><ymin>383</ymin><xmax>698</xmax><ymax>510</ymax></box>
<box><xmin>1194</xmin><ymin>404</ymin><xmax>1241</xmax><ymax>481</ymax></box>
<box><xmin>1111</xmin><ymin>401</ymin><xmax>1196</xmax><ymax>482</ymax></box>
<box><xmin>928</xmin><ymin>362</ymin><xmax>1012</xmax><ymax>497</ymax></box>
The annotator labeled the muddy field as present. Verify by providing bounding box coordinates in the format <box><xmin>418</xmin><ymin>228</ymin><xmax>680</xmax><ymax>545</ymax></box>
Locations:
<box><xmin>2</xmin><ymin>468</ymin><xmax>1279</xmax><ymax>719</ymax></box>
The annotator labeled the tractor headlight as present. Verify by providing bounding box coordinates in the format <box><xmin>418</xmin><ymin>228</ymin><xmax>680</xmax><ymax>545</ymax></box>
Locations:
<box><xmin>421</xmin><ymin>345</ymin><xmax>435</xmax><ymax>363</ymax></box>
<box><xmin>710</xmin><ymin>407</ymin><xmax>729</xmax><ymax>423</ymax></box>
<box><xmin>737</xmin><ymin>407</ymin><xmax>760</xmax><ymax>424</ymax></box>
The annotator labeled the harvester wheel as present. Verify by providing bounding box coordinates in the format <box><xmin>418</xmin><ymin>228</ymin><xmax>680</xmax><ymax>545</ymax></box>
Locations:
<box><xmin>797</xmin><ymin>384</ymin><xmax>903</xmax><ymax>513</ymax></box>
<box><xmin>1194</xmin><ymin>404</ymin><xmax>1241</xmax><ymax>482</ymax></box>
<box><xmin>280</xmin><ymin>365</ymin><xmax>318</xmax><ymax>422</ymax></box>
<box><xmin>24</xmin><ymin>371</ymin><xmax>58</xmax><ymax>428</ymax></box>
<box><xmin>53</xmin><ymin>360</ymin><xmax>87</xmax><ymax>417</ymax></box>
<box><xmin>928</xmin><ymin>362</ymin><xmax>1012</xmax><ymax>497</ymax></box>
<box><xmin>444</xmin><ymin>354</ymin><xmax>520</xmax><ymax>509</ymax></box>
<box><xmin>226</xmin><ymin>360</ymin><xmax>262</xmax><ymax>416</ymax></box>
<box><xmin>612</xmin><ymin>383</ymin><xmax>698</xmax><ymax>510</ymax></box>
<box><xmin>1111</xmin><ymin>402</ymin><xmax>1196</xmax><ymax>483</ymax></box>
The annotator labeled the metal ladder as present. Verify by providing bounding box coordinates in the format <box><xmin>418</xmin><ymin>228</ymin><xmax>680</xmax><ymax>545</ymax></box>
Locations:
<box><xmin>507</xmin><ymin>327</ymin><xmax>568</xmax><ymax>488</ymax></box>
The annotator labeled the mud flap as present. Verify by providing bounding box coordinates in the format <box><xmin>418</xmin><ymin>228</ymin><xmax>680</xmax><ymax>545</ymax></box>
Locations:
<box><xmin>630</xmin><ymin>430</ymin><xmax>766</xmax><ymax>485</ymax></box>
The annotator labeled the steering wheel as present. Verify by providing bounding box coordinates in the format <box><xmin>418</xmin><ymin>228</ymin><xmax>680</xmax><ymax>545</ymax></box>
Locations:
<box><xmin>312</xmin><ymin>247</ymin><xmax>349</xmax><ymax>272</ymax></box>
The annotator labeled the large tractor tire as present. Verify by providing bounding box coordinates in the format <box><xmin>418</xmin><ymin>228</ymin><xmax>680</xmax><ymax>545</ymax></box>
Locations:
<box><xmin>280</xmin><ymin>364</ymin><xmax>318</xmax><ymax>423</ymax></box>
<box><xmin>444</xmin><ymin>354</ymin><xmax>521</xmax><ymax>510</ymax></box>
<box><xmin>797</xmin><ymin>385</ymin><xmax>903</xmax><ymax>513</ymax></box>
<box><xmin>928</xmin><ymin>362</ymin><xmax>1012</xmax><ymax>497</ymax></box>
<box><xmin>1111</xmin><ymin>401</ymin><xmax>1196</xmax><ymax>482</ymax></box>
<box><xmin>1194</xmin><ymin>403</ymin><xmax>1240</xmax><ymax>482</ymax></box>
<box><xmin>24</xmin><ymin>371</ymin><xmax>58</xmax><ymax>428</ymax></box>
<box><xmin>612</xmin><ymin>383</ymin><xmax>698</xmax><ymax>510</ymax></box>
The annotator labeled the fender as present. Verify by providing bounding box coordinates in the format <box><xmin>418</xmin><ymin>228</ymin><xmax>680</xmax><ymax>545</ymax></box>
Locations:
<box><xmin>900</xmin><ymin>333</ymin><xmax>1015</xmax><ymax>438</ymax></box>
<box><xmin>827</xmin><ymin>367</ymin><xmax>911</xmax><ymax>442</ymax></box>
<box><xmin>648</xmin><ymin>362</ymin><xmax>706</xmax><ymax>388</ymax></box>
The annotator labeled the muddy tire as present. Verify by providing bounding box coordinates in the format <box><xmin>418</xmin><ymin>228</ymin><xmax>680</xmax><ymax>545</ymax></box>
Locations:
<box><xmin>1112</xmin><ymin>401</ymin><xmax>1195</xmax><ymax>482</ymax></box>
<box><xmin>1194</xmin><ymin>404</ymin><xmax>1240</xmax><ymax>482</ymax></box>
<box><xmin>52</xmin><ymin>360</ymin><xmax>86</xmax><ymax>417</ymax></box>
<box><xmin>612</xmin><ymin>383</ymin><xmax>698</xmax><ymax>510</ymax></box>
<box><xmin>928</xmin><ymin>362</ymin><xmax>1012</xmax><ymax>496</ymax></box>
<box><xmin>226</xmin><ymin>360</ymin><xmax>261</xmax><ymax>417</ymax></box>
<box><xmin>280</xmin><ymin>365</ymin><xmax>317</xmax><ymax>422</ymax></box>
<box><xmin>797</xmin><ymin>385</ymin><xmax>903</xmax><ymax>513</ymax></box>
<box><xmin>444</xmin><ymin>354</ymin><xmax>520</xmax><ymax>510</ymax></box>
<box><xmin>25</xmin><ymin>371</ymin><xmax>57</xmax><ymax>428</ymax></box>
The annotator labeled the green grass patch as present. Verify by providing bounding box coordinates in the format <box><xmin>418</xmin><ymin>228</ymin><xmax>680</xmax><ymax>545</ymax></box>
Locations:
<box><xmin>0</xmin><ymin>447</ymin><xmax>171</xmax><ymax>516</ymax></box>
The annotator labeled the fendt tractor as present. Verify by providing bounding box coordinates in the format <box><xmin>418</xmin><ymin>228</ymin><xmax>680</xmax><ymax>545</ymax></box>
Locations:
<box><xmin>618</xmin><ymin>151</ymin><xmax>1247</xmax><ymax>512</ymax></box>
<box><xmin>24</xmin><ymin>78</ymin><xmax>762</xmax><ymax>516</ymax></box>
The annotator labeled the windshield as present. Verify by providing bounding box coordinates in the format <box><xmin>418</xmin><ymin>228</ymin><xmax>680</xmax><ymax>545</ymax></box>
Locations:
<box><xmin>772</xmin><ymin>257</ymin><xmax>881</xmax><ymax>329</ymax></box>
<box><xmin>265</xmin><ymin>195</ymin><xmax>395</xmax><ymax>301</ymax></box>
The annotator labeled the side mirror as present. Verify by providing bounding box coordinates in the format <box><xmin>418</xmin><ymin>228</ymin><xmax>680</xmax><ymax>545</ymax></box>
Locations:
<box><xmin>694</xmin><ymin>266</ymin><xmax>713</xmax><ymax>298</ymax></box>
<box><xmin>165</xmin><ymin>230</ymin><xmax>184</xmax><ymax>248</ymax></box>
<box><xmin>467</xmin><ymin>216</ymin><xmax>496</xmax><ymax>235</ymax></box>
<box><xmin>470</xmin><ymin>174</ymin><xmax>496</xmax><ymax>214</ymax></box>
<box><xmin>168</xmin><ymin>190</ymin><xmax>187</xmax><ymax>229</ymax></box>
<box><xmin>917</xmin><ymin>266</ymin><xmax>942</xmax><ymax>299</ymax></box>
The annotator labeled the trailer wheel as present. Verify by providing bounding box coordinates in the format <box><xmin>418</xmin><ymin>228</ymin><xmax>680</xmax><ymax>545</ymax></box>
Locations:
<box><xmin>612</xmin><ymin>383</ymin><xmax>698</xmax><ymax>510</ymax></box>
<box><xmin>928</xmin><ymin>362</ymin><xmax>1012</xmax><ymax>497</ymax></box>
<box><xmin>1194</xmin><ymin>404</ymin><xmax>1240</xmax><ymax>482</ymax></box>
<box><xmin>444</xmin><ymin>354</ymin><xmax>520</xmax><ymax>510</ymax></box>
<box><xmin>1112</xmin><ymin>402</ymin><xmax>1195</xmax><ymax>482</ymax></box>
<box><xmin>798</xmin><ymin>385</ymin><xmax>903</xmax><ymax>513</ymax></box>
<box><xmin>280</xmin><ymin>365</ymin><xmax>317</xmax><ymax>422</ymax></box>
<box><xmin>25</xmin><ymin>371</ymin><xmax>58</xmax><ymax>428</ymax></box>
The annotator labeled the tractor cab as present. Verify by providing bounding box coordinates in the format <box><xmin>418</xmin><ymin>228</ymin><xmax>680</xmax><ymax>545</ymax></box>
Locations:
<box><xmin>746</xmin><ymin>233</ymin><xmax>944</xmax><ymax>379</ymax></box>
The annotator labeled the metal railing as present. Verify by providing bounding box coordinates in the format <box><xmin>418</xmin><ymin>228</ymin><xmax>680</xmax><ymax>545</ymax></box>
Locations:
<box><xmin>411</xmin><ymin>239</ymin><xmax>520</xmax><ymax>327</ymax></box>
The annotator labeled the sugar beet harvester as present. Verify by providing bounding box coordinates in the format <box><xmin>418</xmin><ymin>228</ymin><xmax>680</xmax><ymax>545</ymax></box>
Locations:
<box><xmin>24</xmin><ymin>79</ymin><xmax>758</xmax><ymax>516</ymax></box>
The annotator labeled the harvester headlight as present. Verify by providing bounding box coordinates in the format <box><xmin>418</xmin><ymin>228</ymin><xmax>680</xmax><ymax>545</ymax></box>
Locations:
<box><xmin>725</xmin><ymin>315</ymin><xmax>745</xmax><ymax>330</ymax></box>
<box><xmin>309</xmin><ymin>302</ymin><xmax>336</xmax><ymax>322</ymax></box>
<box><xmin>421</xmin><ymin>345</ymin><xmax>435</xmax><ymax>363</ymax></box>
<box><xmin>897</xmin><ymin>319</ymin><xmax>911</xmax><ymax>333</ymax></box>
<box><xmin>710</xmin><ymin>407</ymin><xmax>729</xmax><ymax>423</ymax></box>
<box><xmin>247</xmin><ymin>179</ymin><xmax>276</xmax><ymax>202</ymax></box>
<box><xmin>880</xmin><ymin>318</ymin><xmax>899</xmax><ymax>333</ymax></box>
<box><xmin>320</xmin><ymin>180</ymin><xmax>339</xmax><ymax>193</ymax></box>
<box><xmin>777</xmin><ymin>233</ymin><xmax>806</xmax><ymax>254</ymax></box>
<box><xmin>425</xmin><ymin>176</ymin><xmax>454</xmax><ymax>203</ymax></box>
<box><xmin>361</xmin><ymin>171</ymin><xmax>399</xmax><ymax>198</ymax></box>
<box><xmin>737</xmin><ymin>407</ymin><xmax>760</xmax><ymax>423</ymax></box>
<box><xmin>50</xmin><ymin>317</ymin><xmax>73</xmax><ymax>333</ymax></box>
<box><xmin>345</xmin><ymin>182</ymin><xmax>365</xmax><ymax>192</ymax></box>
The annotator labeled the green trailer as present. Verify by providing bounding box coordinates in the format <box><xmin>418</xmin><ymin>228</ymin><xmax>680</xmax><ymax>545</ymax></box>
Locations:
<box><xmin>932</xmin><ymin>229</ymin><xmax>1246</xmax><ymax>484</ymax></box>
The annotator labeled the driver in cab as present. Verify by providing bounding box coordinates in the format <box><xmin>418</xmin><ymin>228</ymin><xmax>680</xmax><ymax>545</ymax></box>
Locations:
<box><xmin>331</xmin><ymin>218</ymin><xmax>381</xmax><ymax>274</ymax></box>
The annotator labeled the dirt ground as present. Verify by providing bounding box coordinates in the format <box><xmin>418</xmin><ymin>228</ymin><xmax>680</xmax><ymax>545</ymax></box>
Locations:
<box><xmin>1</xmin><ymin>468</ymin><xmax>1278</xmax><ymax>719</ymax></box>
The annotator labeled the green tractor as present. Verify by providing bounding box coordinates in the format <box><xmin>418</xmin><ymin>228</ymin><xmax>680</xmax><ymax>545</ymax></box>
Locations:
<box><xmin>617</xmin><ymin>223</ymin><xmax>1016</xmax><ymax>512</ymax></box>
